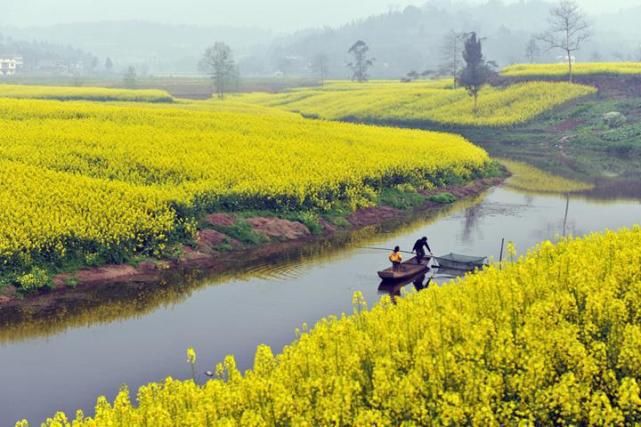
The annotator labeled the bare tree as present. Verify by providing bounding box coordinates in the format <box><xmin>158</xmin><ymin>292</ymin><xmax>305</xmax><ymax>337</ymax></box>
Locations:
<box><xmin>525</xmin><ymin>38</ymin><xmax>541</xmax><ymax>64</ymax></box>
<box><xmin>439</xmin><ymin>30</ymin><xmax>467</xmax><ymax>87</ymax></box>
<box><xmin>199</xmin><ymin>42</ymin><xmax>236</xmax><ymax>98</ymax></box>
<box><xmin>311</xmin><ymin>53</ymin><xmax>330</xmax><ymax>86</ymax></box>
<box><xmin>537</xmin><ymin>0</ymin><xmax>591</xmax><ymax>82</ymax></box>
<box><xmin>347</xmin><ymin>40</ymin><xmax>375</xmax><ymax>82</ymax></box>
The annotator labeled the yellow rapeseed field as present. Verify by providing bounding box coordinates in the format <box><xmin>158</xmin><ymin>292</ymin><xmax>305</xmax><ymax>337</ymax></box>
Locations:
<box><xmin>502</xmin><ymin>62</ymin><xmax>641</xmax><ymax>78</ymax></box>
<box><xmin>238</xmin><ymin>81</ymin><xmax>597</xmax><ymax>127</ymax></box>
<box><xmin>0</xmin><ymin>84</ymin><xmax>173</xmax><ymax>102</ymax></box>
<box><xmin>24</xmin><ymin>227</ymin><xmax>641</xmax><ymax>426</ymax></box>
<box><xmin>0</xmin><ymin>97</ymin><xmax>488</xmax><ymax>278</ymax></box>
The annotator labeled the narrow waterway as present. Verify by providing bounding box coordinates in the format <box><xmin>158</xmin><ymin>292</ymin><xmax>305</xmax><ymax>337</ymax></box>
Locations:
<box><xmin>1</xmin><ymin>184</ymin><xmax>641</xmax><ymax>425</ymax></box>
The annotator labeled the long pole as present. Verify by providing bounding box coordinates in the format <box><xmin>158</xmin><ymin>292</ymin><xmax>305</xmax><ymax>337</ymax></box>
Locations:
<box><xmin>360</xmin><ymin>247</ymin><xmax>414</xmax><ymax>255</ymax></box>
<box><xmin>499</xmin><ymin>238</ymin><xmax>505</xmax><ymax>264</ymax></box>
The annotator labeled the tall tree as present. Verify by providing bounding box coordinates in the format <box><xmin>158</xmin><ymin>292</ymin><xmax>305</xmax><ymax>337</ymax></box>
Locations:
<box><xmin>525</xmin><ymin>38</ymin><xmax>541</xmax><ymax>64</ymax></box>
<box><xmin>457</xmin><ymin>33</ymin><xmax>495</xmax><ymax>113</ymax></box>
<box><xmin>537</xmin><ymin>0</ymin><xmax>591</xmax><ymax>82</ymax></box>
<box><xmin>311</xmin><ymin>53</ymin><xmax>329</xmax><ymax>86</ymax></box>
<box><xmin>199</xmin><ymin>42</ymin><xmax>236</xmax><ymax>99</ymax></box>
<box><xmin>104</xmin><ymin>57</ymin><xmax>113</xmax><ymax>73</ymax></box>
<box><xmin>123</xmin><ymin>66</ymin><xmax>137</xmax><ymax>88</ymax></box>
<box><xmin>347</xmin><ymin>40</ymin><xmax>374</xmax><ymax>83</ymax></box>
<box><xmin>439</xmin><ymin>30</ymin><xmax>467</xmax><ymax>87</ymax></box>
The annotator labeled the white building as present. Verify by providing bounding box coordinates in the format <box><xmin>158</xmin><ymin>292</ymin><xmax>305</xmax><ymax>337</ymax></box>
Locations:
<box><xmin>0</xmin><ymin>57</ymin><xmax>24</xmax><ymax>76</ymax></box>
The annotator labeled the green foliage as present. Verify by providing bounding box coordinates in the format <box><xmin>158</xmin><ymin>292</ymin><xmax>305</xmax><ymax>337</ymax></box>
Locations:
<box><xmin>379</xmin><ymin>186</ymin><xmax>426</xmax><ymax>209</ymax></box>
<box><xmin>214</xmin><ymin>220</ymin><xmax>267</xmax><ymax>245</ymax></box>
<box><xmin>603</xmin><ymin>112</ymin><xmax>627</xmax><ymax>128</ymax></box>
<box><xmin>428</xmin><ymin>192</ymin><xmax>457</xmax><ymax>204</ymax></box>
<box><xmin>16</xmin><ymin>267</ymin><xmax>51</xmax><ymax>292</ymax></box>
<box><xmin>457</xmin><ymin>32</ymin><xmax>495</xmax><ymax>110</ymax></box>
<box><xmin>288</xmin><ymin>211</ymin><xmax>323</xmax><ymax>235</ymax></box>
<box><xmin>479</xmin><ymin>160</ymin><xmax>507</xmax><ymax>178</ymax></box>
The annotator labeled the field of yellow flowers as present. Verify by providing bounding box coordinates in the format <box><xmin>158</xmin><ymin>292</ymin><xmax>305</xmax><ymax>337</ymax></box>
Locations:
<box><xmin>238</xmin><ymin>81</ymin><xmax>596</xmax><ymax>127</ymax></box>
<box><xmin>0</xmin><ymin>84</ymin><xmax>173</xmax><ymax>102</ymax></box>
<box><xmin>24</xmin><ymin>226</ymin><xmax>641</xmax><ymax>426</ymax></box>
<box><xmin>0</xmin><ymin>96</ymin><xmax>489</xmax><ymax>286</ymax></box>
<box><xmin>502</xmin><ymin>62</ymin><xmax>641</xmax><ymax>78</ymax></box>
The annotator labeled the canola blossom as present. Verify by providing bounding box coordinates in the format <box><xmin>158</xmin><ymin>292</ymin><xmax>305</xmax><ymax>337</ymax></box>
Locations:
<box><xmin>0</xmin><ymin>97</ymin><xmax>488</xmax><ymax>277</ymax></box>
<box><xmin>0</xmin><ymin>84</ymin><xmax>173</xmax><ymax>102</ymax></box>
<box><xmin>238</xmin><ymin>81</ymin><xmax>597</xmax><ymax>127</ymax></box>
<box><xmin>502</xmin><ymin>62</ymin><xmax>641</xmax><ymax>78</ymax></box>
<box><xmin>25</xmin><ymin>227</ymin><xmax>641</xmax><ymax>426</ymax></box>
<box><xmin>499</xmin><ymin>158</ymin><xmax>594</xmax><ymax>194</ymax></box>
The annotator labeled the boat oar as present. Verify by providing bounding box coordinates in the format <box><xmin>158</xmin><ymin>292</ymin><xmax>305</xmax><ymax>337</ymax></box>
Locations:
<box><xmin>359</xmin><ymin>246</ymin><xmax>415</xmax><ymax>255</ymax></box>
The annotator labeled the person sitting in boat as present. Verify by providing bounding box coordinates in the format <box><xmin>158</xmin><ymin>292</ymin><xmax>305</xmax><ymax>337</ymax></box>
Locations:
<box><xmin>389</xmin><ymin>246</ymin><xmax>403</xmax><ymax>271</ymax></box>
<box><xmin>412</xmin><ymin>236</ymin><xmax>432</xmax><ymax>263</ymax></box>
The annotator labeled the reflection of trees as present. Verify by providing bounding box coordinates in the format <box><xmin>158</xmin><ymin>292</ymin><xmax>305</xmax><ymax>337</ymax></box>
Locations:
<box><xmin>462</xmin><ymin>203</ymin><xmax>483</xmax><ymax>243</ymax></box>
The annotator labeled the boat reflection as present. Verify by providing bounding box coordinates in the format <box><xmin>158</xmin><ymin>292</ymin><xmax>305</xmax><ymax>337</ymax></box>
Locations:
<box><xmin>378</xmin><ymin>272</ymin><xmax>432</xmax><ymax>301</ymax></box>
<box><xmin>377</xmin><ymin>265</ymin><xmax>470</xmax><ymax>302</ymax></box>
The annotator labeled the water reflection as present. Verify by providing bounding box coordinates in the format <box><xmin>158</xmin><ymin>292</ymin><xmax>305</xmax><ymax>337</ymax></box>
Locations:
<box><xmin>0</xmin><ymin>196</ymin><xmax>472</xmax><ymax>344</ymax></box>
<box><xmin>2</xmin><ymin>184</ymin><xmax>641</xmax><ymax>426</ymax></box>
<box><xmin>377</xmin><ymin>272</ymin><xmax>433</xmax><ymax>302</ymax></box>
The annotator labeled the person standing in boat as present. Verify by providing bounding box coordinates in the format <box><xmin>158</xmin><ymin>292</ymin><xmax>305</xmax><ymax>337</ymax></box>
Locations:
<box><xmin>389</xmin><ymin>246</ymin><xmax>403</xmax><ymax>271</ymax></box>
<box><xmin>412</xmin><ymin>236</ymin><xmax>432</xmax><ymax>263</ymax></box>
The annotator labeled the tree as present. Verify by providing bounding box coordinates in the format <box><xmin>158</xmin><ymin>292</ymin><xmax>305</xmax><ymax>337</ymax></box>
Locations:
<box><xmin>457</xmin><ymin>33</ymin><xmax>495</xmax><ymax>112</ymax></box>
<box><xmin>525</xmin><ymin>38</ymin><xmax>541</xmax><ymax>63</ymax></box>
<box><xmin>123</xmin><ymin>66</ymin><xmax>137</xmax><ymax>88</ymax></box>
<box><xmin>347</xmin><ymin>40</ymin><xmax>374</xmax><ymax>82</ymax></box>
<box><xmin>439</xmin><ymin>30</ymin><xmax>467</xmax><ymax>87</ymax></box>
<box><xmin>311</xmin><ymin>53</ymin><xmax>329</xmax><ymax>86</ymax></box>
<box><xmin>105</xmin><ymin>57</ymin><xmax>113</xmax><ymax>73</ymax></box>
<box><xmin>537</xmin><ymin>0</ymin><xmax>591</xmax><ymax>82</ymax></box>
<box><xmin>199</xmin><ymin>42</ymin><xmax>236</xmax><ymax>99</ymax></box>
<box><xmin>89</xmin><ymin>56</ymin><xmax>99</xmax><ymax>73</ymax></box>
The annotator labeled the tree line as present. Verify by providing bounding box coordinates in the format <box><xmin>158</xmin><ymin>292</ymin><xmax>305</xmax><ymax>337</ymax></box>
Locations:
<box><xmin>201</xmin><ymin>0</ymin><xmax>593</xmax><ymax>99</ymax></box>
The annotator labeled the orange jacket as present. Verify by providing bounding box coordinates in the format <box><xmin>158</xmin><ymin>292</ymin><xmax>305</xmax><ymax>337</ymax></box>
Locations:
<box><xmin>389</xmin><ymin>251</ymin><xmax>402</xmax><ymax>263</ymax></box>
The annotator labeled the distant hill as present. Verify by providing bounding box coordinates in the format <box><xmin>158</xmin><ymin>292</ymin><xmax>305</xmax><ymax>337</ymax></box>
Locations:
<box><xmin>2</xmin><ymin>1</ymin><xmax>640</xmax><ymax>78</ymax></box>
<box><xmin>1</xmin><ymin>21</ymin><xmax>274</xmax><ymax>74</ymax></box>
<box><xmin>266</xmin><ymin>0</ymin><xmax>641</xmax><ymax>79</ymax></box>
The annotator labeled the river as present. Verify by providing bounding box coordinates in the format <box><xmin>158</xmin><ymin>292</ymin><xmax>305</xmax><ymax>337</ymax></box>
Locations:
<box><xmin>1</xmin><ymin>183</ymin><xmax>641</xmax><ymax>425</ymax></box>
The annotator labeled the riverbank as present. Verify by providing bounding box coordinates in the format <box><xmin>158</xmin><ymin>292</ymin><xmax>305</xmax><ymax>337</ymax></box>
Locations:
<box><xmin>0</xmin><ymin>176</ymin><xmax>505</xmax><ymax>316</ymax></box>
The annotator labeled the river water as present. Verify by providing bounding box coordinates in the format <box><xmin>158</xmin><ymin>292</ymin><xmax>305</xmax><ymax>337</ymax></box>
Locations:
<box><xmin>1</xmin><ymin>184</ymin><xmax>641</xmax><ymax>425</ymax></box>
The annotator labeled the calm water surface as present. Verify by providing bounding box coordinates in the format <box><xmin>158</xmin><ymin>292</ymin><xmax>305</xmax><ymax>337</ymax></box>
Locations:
<box><xmin>1</xmin><ymin>185</ymin><xmax>641</xmax><ymax>425</ymax></box>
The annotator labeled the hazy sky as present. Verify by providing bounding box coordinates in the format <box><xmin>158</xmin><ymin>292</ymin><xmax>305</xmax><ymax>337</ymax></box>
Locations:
<box><xmin>3</xmin><ymin>0</ymin><xmax>640</xmax><ymax>31</ymax></box>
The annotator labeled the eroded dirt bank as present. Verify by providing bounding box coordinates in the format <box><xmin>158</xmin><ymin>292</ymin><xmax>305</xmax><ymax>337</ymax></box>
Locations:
<box><xmin>0</xmin><ymin>177</ymin><xmax>503</xmax><ymax>318</ymax></box>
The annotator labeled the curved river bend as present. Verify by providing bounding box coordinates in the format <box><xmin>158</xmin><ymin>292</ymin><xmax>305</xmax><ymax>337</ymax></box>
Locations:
<box><xmin>1</xmin><ymin>184</ymin><xmax>641</xmax><ymax>425</ymax></box>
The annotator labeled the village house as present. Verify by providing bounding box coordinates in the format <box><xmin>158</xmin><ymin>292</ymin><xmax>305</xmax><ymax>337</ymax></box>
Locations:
<box><xmin>0</xmin><ymin>56</ymin><xmax>24</xmax><ymax>76</ymax></box>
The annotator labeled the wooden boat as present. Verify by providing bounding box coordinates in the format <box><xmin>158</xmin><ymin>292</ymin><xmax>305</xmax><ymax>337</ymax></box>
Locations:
<box><xmin>377</xmin><ymin>256</ymin><xmax>431</xmax><ymax>281</ymax></box>
<box><xmin>433</xmin><ymin>253</ymin><xmax>488</xmax><ymax>272</ymax></box>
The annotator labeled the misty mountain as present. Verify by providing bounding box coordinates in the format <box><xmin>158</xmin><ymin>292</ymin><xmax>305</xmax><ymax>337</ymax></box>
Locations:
<box><xmin>2</xmin><ymin>0</ymin><xmax>640</xmax><ymax>78</ymax></box>
<box><xmin>1</xmin><ymin>21</ymin><xmax>274</xmax><ymax>74</ymax></box>
<box><xmin>267</xmin><ymin>0</ymin><xmax>641</xmax><ymax>78</ymax></box>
